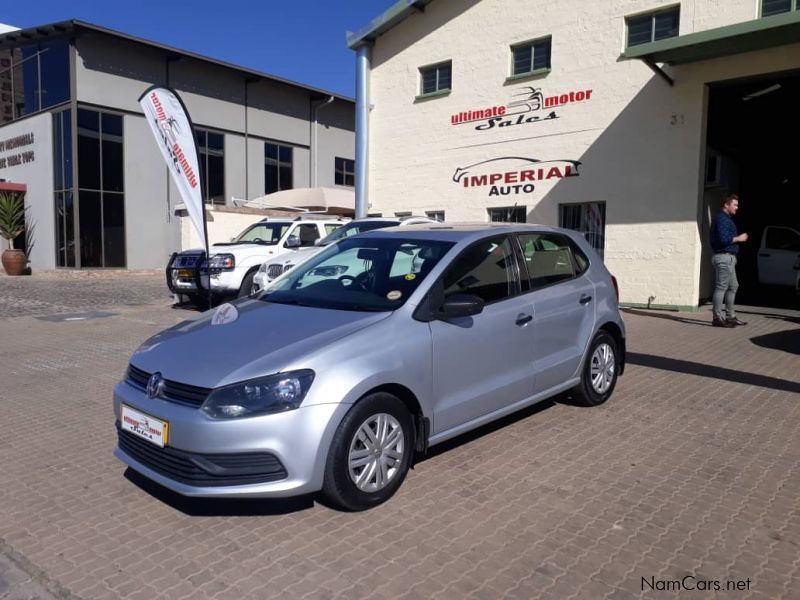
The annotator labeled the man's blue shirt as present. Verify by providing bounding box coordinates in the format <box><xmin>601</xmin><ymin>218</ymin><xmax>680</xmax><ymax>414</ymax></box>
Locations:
<box><xmin>710</xmin><ymin>211</ymin><xmax>738</xmax><ymax>253</ymax></box>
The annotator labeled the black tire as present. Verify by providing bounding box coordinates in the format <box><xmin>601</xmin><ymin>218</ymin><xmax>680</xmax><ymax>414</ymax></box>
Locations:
<box><xmin>322</xmin><ymin>393</ymin><xmax>414</xmax><ymax>511</ymax></box>
<box><xmin>237</xmin><ymin>270</ymin><xmax>256</xmax><ymax>299</ymax></box>
<box><xmin>569</xmin><ymin>330</ymin><xmax>619</xmax><ymax>407</ymax></box>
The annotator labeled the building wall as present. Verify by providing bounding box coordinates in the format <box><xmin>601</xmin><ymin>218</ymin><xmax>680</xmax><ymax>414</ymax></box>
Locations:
<box><xmin>365</xmin><ymin>0</ymin><xmax>800</xmax><ymax>307</ymax></box>
<box><xmin>0</xmin><ymin>112</ymin><xmax>55</xmax><ymax>268</ymax></box>
<box><xmin>66</xmin><ymin>31</ymin><xmax>355</xmax><ymax>267</ymax></box>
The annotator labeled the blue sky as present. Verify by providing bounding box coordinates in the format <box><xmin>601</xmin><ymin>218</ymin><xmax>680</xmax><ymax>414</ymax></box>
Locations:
<box><xmin>1</xmin><ymin>0</ymin><xmax>400</xmax><ymax>98</ymax></box>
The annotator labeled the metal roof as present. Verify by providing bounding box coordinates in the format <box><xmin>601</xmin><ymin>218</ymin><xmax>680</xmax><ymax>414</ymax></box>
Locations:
<box><xmin>0</xmin><ymin>19</ymin><xmax>354</xmax><ymax>103</ymax></box>
<box><xmin>346</xmin><ymin>0</ymin><xmax>435</xmax><ymax>48</ymax></box>
<box><xmin>622</xmin><ymin>11</ymin><xmax>800</xmax><ymax>66</ymax></box>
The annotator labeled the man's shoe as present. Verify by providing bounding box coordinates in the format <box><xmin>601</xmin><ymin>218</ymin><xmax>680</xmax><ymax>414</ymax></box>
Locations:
<box><xmin>712</xmin><ymin>318</ymin><xmax>735</xmax><ymax>328</ymax></box>
<box><xmin>727</xmin><ymin>317</ymin><xmax>747</xmax><ymax>326</ymax></box>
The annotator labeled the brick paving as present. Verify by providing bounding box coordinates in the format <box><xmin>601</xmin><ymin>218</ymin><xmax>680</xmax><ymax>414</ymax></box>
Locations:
<box><xmin>0</xmin><ymin>275</ymin><xmax>797</xmax><ymax>599</ymax></box>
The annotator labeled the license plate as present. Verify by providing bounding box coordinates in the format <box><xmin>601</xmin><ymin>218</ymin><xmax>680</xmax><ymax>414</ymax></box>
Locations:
<box><xmin>121</xmin><ymin>405</ymin><xmax>169</xmax><ymax>448</ymax></box>
<box><xmin>177</xmin><ymin>269</ymin><xmax>193</xmax><ymax>278</ymax></box>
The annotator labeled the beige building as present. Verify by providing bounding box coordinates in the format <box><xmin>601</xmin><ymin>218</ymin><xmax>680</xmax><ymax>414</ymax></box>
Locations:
<box><xmin>348</xmin><ymin>0</ymin><xmax>800</xmax><ymax>310</ymax></box>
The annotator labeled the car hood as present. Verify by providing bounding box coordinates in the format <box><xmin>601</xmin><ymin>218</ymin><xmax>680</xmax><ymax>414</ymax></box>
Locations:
<box><xmin>129</xmin><ymin>299</ymin><xmax>390</xmax><ymax>389</ymax></box>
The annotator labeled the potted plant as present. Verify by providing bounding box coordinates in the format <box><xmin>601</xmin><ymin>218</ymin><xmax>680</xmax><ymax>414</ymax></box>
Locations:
<box><xmin>0</xmin><ymin>191</ymin><xmax>27</xmax><ymax>276</ymax></box>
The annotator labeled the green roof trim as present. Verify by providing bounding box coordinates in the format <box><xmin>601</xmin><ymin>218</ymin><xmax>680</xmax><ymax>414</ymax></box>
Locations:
<box><xmin>347</xmin><ymin>0</ymin><xmax>433</xmax><ymax>49</ymax></box>
<box><xmin>622</xmin><ymin>11</ymin><xmax>800</xmax><ymax>65</ymax></box>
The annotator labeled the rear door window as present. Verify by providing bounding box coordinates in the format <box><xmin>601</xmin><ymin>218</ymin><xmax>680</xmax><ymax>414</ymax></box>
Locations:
<box><xmin>517</xmin><ymin>233</ymin><xmax>577</xmax><ymax>290</ymax></box>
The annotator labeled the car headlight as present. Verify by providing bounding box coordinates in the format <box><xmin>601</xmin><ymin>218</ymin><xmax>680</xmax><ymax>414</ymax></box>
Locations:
<box><xmin>258</xmin><ymin>262</ymin><xmax>268</xmax><ymax>273</ymax></box>
<box><xmin>208</xmin><ymin>253</ymin><xmax>235</xmax><ymax>270</ymax></box>
<box><xmin>201</xmin><ymin>370</ymin><xmax>315</xmax><ymax>419</ymax></box>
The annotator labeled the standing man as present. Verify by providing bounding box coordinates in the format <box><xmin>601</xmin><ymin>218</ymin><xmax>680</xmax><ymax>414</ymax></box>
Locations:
<box><xmin>709</xmin><ymin>193</ymin><xmax>748</xmax><ymax>327</ymax></box>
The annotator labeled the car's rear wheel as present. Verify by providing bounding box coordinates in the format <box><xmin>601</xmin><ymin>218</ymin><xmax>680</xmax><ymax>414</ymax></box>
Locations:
<box><xmin>322</xmin><ymin>393</ymin><xmax>414</xmax><ymax>511</ymax></box>
<box><xmin>569</xmin><ymin>330</ymin><xmax>619</xmax><ymax>406</ymax></box>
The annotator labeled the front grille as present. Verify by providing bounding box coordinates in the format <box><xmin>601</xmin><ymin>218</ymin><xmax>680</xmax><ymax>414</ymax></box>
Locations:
<box><xmin>127</xmin><ymin>365</ymin><xmax>212</xmax><ymax>407</ymax></box>
<box><xmin>117</xmin><ymin>427</ymin><xmax>288</xmax><ymax>487</ymax></box>
<box><xmin>267</xmin><ymin>264</ymin><xmax>284</xmax><ymax>279</ymax></box>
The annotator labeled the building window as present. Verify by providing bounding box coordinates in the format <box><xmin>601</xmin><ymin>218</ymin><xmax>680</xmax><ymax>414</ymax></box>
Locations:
<box><xmin>76</xmin><ymin>108</ymin><xmax>125</xmax><ymax>268</ymax></box>
<box><xmin>395</xmin><ymin>212</ymin><xmax>412</xmax><ymax>218</ymax></box>
<box><xmin>762</xmin><ymin>0</ymin><xmax>799</xmax><ymax>16</ymax></box>
<box><xmin>1</xmin><ymin>40</ymin><xmax>70</xmax><ymax>124</ymax></box>
<box><xmin>511</xmin><ymin>37</ymin><xmax>552</xmax><ymax>76</ymax></box>
<box><xmin>265</xmin><ymin>142</ymin><xmax>293</xmax><ymax>194</ymax></box>
<box><xmin>195</xmin><ymin>129</ymin><xmax>225</xmax><ymax>205</ymax></box>
<box><xmin>626</xmin><ymin>6</ymin><xmax>680</xmax><ymax>47</ymax></box>
<box><xmin>420</xmin><ymin>61</ymin><xmax>452</xmax><ymax>95</ymax></box>
<box><xmin>488</xmin><ymin>206</ymin><xmax>526</xmax><ymax>223</ymax></box>
<box><xmin>559</xmin><ymin>202</ymin><xmax>606</xmax><ymax>259</ymax></box>
<box><xmin>426</xmin><ymin>210</ymin><xmax>445</xmax><ymax>222</ymax></box>
<box><xmin>335</xmin><ymin>157</ymin><xmax>355</xmax><ymax>186</ymax></box>
<box><xmin>53</xmin><ymin>109</ymin><xmax>75</xmax><ymax>267</ymax></box>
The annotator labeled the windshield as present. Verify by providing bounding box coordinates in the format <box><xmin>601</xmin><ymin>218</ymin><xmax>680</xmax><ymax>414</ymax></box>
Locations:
<box><xmin>262</xmin><ymin>236</ymin><xmax>454</xmax><ymax>311</ymax></box>
<box><xmin>317</xmin><ymin>221</ymin><xmax>399</xmax><ymax>246</ymax></box>
<box><xmin>232</xmin><ymin>223</ymin><xmax>292</xmax><ymax>245</ymax></box>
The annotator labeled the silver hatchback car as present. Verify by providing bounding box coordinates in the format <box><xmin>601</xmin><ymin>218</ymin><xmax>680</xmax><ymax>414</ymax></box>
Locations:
<box><xmin>114</xmin><ymin>224</ymin><xmax>625</xmax><ymax>511</ymax></box>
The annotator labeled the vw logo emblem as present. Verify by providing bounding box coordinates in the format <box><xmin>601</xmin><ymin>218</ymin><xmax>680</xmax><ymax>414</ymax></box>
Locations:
<box><xmin>147</xmin><ymin>372</ymin><xmax>164</xmax><ymax>399</ymax></box>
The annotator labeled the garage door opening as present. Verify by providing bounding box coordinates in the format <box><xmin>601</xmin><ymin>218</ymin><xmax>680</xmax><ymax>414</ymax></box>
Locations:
<box><xmin>703</xmin><ymin>71</ymin><xmax>800</xmax><ymax>309</ymax></box>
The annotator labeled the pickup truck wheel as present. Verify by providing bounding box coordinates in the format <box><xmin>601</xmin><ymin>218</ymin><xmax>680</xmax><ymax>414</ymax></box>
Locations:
<box><xmin>237</xmin><ymin>271</ymin><xmax>256</xmax><ymax>298</ymax></box>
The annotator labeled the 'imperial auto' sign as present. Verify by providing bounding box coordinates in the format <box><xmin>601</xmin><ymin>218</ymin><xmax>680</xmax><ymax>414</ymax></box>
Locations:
<box><xmin>453</xmin><ymin>157</ymin><xmax>580</xmax><ymax>197</ymax></box>
<box><xmin>450</xmin><ymin>86</ymin><xmax>592</xmax><ymax>131</ymax></box>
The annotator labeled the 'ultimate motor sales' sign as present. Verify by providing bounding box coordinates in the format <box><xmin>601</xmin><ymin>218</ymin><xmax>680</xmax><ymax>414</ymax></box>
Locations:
<box><xmin>450</xmin><ymin>86</ymin><xmax>593</xmax><ymax>131</ymax></box>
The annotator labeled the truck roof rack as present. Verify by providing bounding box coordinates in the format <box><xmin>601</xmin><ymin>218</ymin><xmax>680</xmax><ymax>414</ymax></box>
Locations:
<box><xmin>292</xmin><ymin>214</ymin><xmax>347</xmax><ymax>221</ymax></box>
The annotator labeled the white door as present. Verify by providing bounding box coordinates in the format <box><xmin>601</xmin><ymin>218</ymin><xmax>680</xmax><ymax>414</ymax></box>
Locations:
<box><xmin>758</xmin><ymin>226</ymin><xmax>800</xmax><ymax>286</ymax></box>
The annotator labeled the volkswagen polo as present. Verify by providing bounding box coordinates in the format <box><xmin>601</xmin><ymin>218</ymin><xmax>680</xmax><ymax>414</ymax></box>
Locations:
<box><xmin>114</xmin><ymin>224</ymin><xmax>625</xmax><ymax>511</ymax></box>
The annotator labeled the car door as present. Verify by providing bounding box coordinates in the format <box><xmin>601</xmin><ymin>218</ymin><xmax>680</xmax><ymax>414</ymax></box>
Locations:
<box><xmin>758</xmin><ymin>226</ymin><xmax>800</xmax><ymax>286</ymax></box>
<box><xmin>516</xmin><ymin>232</ymin><xmax>596</xmax><ymax>394</ymax></box>
<box><xmin>429</xmin><ymin>235</ymin><xmax>536</xmax><ymax>434</ymax></box>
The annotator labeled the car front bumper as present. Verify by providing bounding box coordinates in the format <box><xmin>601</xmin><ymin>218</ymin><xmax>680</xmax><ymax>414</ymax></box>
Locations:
<box><xmin>113</xmin><ymin>381</ymin><xmax>349</xmax><ymax>498</ymax></box>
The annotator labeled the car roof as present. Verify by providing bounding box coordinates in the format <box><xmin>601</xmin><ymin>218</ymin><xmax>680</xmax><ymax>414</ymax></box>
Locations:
<box><xmin>256</xmin><ymin>217</ymin><xmax>348</xmax><ymax>223</ymax></box>
<box><xmin>359</xmin><ymin>222</ymin><xmax>572</xmax><ymax>243</ymax></box>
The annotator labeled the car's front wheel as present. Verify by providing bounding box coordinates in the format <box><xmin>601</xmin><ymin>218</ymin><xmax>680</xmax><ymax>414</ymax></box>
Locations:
<box><xmin>569</xmin><ymin>330</ymin><xmax>619</xmax><ymax>406</ymax></box>
<box><xmin>322</xmin><ymin>393</ymin><xmax>414</xmax><ymax>511</ymax></box>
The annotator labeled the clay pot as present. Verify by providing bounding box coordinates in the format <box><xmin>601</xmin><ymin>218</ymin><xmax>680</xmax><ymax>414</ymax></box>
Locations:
<box><xmin>1</xmin><ymin>248</ymin><xmax>28</xmax><ymax>276</ymax></box>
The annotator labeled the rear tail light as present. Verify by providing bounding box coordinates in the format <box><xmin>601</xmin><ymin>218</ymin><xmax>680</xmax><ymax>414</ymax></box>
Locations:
<box><xmin>610</xmin><ymin>275</ymin><xmax>619</xmax><ymax>302</ymax></box>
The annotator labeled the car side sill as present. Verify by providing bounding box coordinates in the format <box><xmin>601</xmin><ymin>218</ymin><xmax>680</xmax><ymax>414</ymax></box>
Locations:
<box><xmin>427</xmin><ymin>378</ymin><xmax>580</xmax><ymax>447</ymax></box>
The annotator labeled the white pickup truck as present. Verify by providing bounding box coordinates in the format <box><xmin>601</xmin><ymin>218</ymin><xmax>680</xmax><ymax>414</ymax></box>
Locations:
<box><xmin>166</xmin><ymin>215</ymin><xmax>347</xmax><ymax>306</ymax></box>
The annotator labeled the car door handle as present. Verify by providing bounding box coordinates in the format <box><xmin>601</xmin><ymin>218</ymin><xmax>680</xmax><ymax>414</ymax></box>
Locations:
<box><xmin>759</xmin><ymin>253</ymin><xmax>771</xmax><ymax>257</ymax></box>
<box><xmin>515</xmin><ymin>313</ymin><xmax>533</xmax><ymax>326</ymax></box>
<box><xmin>579</xmin><ymin>294</ymin><xmax>593</xmax><ymax>305</ymax></box>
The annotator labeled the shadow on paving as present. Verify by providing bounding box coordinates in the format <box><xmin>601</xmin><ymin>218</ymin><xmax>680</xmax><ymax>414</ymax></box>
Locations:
<box><xmin>627</xmin><ymin>352</ymin><xmax>800</xmax><ymax>394</ymax></box>
<box><xmin>620</xmin><ymin>308</ymin><xmax>712</xmax><ymax>327</ymax></box>
<box><xmin>124</xmin><ymin>469</ymin><xmax>316</xmax><ymax>516</ymax></box>
<box><xmin>422</xmin><ymin>399</ymin><xmax>558</xmax><ymax>461</ymax></box>
<box><xmin>749</xmin><ymin>329</ymin><xmax>800</xmax><ymax>356</ymax></box>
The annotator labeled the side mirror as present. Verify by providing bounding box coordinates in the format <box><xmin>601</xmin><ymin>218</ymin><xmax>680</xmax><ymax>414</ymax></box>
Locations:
<box><xmin>285</xmin><ymin>235</ymin><xmax>301</xmax><ymax>248</ymax></box>
<box><xmin>314</xmin><ymin>238</ymin><xmax>323</xmax><ymax>246</ymax></box>
<box><xmin>437</xmin><ymin>293</ymin><xmax>484</xmax><ymax>320</ymax></box>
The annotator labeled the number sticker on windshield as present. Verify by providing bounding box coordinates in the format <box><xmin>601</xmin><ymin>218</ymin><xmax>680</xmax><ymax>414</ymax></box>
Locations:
<box><xmin>386</xmin><ymin>291</ymin><xmax>402</xmax><ymax>301</ymax></box>
<box><xmin>404</xmin><ymin>273</ymin><xmax>416</xmax><ymax>281</ymax></box>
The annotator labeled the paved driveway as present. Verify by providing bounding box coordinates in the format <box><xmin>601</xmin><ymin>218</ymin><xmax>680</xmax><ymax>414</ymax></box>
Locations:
<box><xmin>0</xmin><ymin>275</ymin><xmax>797</xmax><ymax>599</ymax></box>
